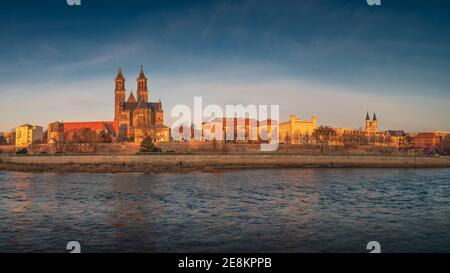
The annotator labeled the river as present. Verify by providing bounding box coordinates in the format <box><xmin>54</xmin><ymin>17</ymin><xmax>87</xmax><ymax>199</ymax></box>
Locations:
<box><xmin>0</xmin><ymin>168</ymin><xmax>449</xmax><ymax>252</ymax></box>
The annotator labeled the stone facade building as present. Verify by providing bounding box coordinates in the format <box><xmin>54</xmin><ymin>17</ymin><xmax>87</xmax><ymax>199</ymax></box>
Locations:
<box><xmin>115</xmin><ymin>67</ymin><xmax>169</xmax><ymax>143</ymax></box>
<box><xmin>0</xmin><ymin>132</ymin><xmax>15</xmax><ymax>145</ymax></box>
<box><xmin>200</xmin><ymin>117</ymin><xmax>276</xmax><ymax>143</ymax></box>
<box><xmin>279</xmin><ymin>115</ymin><xmax>317</xmax><ymax>144</ymax></box>
<box><xmin>47</xmin><ymin>67</ymin><xmax>170</xmax><ymax>144</ymax></box>
<box><xmin>47</xmin><ymin>121</ymin><xmax>65</xmax><ymax>143</ymax></box>
<box><xmin>15</xmin><ymin>124</ymin><xmax>44</xmax><ymax>149</ymax></box>
<box><xmin>413</xmin><ymin>132</ymin><xmax>442</xmax><ymax>150</ymax></box>
<box><xmin>365</xmin><ymin>112</ymin><xmax>378</xmax><ymax>134</ymax></box>
<box><xmin>48</xmin><ymin>121</ymin><xmax>115</xmax><ymax>143</ymax></box>
<box><xmin>385</xmin><ymin>130</ymin><xmax>407</xmax><ymax>147</ymax></box>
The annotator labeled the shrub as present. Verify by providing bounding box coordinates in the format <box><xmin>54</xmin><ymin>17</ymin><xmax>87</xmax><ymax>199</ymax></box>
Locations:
<box><xmin>139</xmin><ymin>135</ymin><xmax>161</xmax><ymax>153</ymax></box>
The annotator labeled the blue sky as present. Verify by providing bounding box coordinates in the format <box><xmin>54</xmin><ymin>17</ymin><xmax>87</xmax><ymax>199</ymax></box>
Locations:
<box><xmin>0</xmin><ymin>0</ymin><xmax>449</xmax><ymax>132</ymax></box>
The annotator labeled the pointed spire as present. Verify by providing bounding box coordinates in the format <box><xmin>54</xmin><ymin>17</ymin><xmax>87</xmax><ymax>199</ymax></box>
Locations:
<box><xmin>366</xmin><ymin>112</ymin><xmax>370</xmax><ymax>120</ymax></box>
<box><xmin>127</xmin><ymin>90</ymin><xmax>136</xmax><ymax>103</ymax></box>
<box><xmin>138</xmin><ymin>65</ymin><xmax>146</xmax><ymax>80</ymax></box>
<box><xmin>116</xmin><ymin>67</ymin><xmax>124</xmax><ymax>80</ymax></box>
<box><xmin>373</xmin><ymin>112</ymin><xmax>377</xmax><ymax>121</ymax></box>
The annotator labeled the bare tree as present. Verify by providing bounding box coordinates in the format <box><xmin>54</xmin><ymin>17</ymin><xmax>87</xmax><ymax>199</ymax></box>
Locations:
<box><xmin>293</xmin><ymin>131</ymin><xmax>302</xmax><ymax>144</ymax></box>
<box><xmin>342</xmin><ymin>132</ymin><xmax>356</xmax><ymax>153</ymax></box>
<box><xmin>98</xmin><ymin>130</ymin><xmax>113</xmax><ymax>143</ymax></box>
<box><xmin>312</xmin><ymin>126</ymin><xmax>337</xmax><ymax>153</ymax></box>
<box><xmin>71</xmin><ymin>128</ymin><xmax>98</xmax><ymax>144</ymax></box>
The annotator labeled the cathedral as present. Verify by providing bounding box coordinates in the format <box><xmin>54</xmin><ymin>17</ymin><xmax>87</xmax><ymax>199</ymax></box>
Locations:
<box><xmin>365</xmin><ymin>112</ymin><xmax>378</xmax><ymax>134</ymax></box>
<box><xmin>114</xmin><ymin>67</ymin><xmax>170</xmax><ymax>143</ymax></box>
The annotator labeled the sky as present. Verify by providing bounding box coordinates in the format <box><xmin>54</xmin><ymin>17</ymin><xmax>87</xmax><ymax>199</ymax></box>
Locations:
<box><xmin>0</xmin><ymin>0</ymin><xmax>449</xmax><ymax>132</ymax></box>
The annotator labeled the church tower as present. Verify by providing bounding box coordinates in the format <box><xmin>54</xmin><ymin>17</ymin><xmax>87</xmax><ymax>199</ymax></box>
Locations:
<box><xmin>137</xmin><ymin>65</ymin><xmax>148</xmax><ymax>102</ymax></box>
<box><xmin>365</xmin><ymin>112</ymin><xmax>371</xmax><ymax>130</ymax></box>
<box><xmin>372</xmin><ymin>112</ymin><xmax>378</xmax><ymax>130</ymax></box>
<box><xmin>364</xmin><ymin>111</ymin><xmax>378</xmax><ymax>133</ymax></box>
<box><xmin>114</xmin><ymin>68</ymin><xmax>126</xmax><ymax>122</ymax></box>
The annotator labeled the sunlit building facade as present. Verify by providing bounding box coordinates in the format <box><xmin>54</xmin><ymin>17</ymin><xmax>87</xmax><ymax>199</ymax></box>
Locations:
<box><xmin>279</xmin><ymin>115</ymin><xmax>317</xmax><ymax>144</ymax></box>
<box><xmin>15</xmin><ymin>124</ymin><xmax>44</xmax><ymax>149</ymax></box>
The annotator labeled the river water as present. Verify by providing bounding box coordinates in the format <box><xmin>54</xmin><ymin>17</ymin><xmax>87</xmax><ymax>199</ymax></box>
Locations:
<box><xmin>0</xmin><ymin>168</ymin><xmax>449</xmax><ymax>253</ymax></box>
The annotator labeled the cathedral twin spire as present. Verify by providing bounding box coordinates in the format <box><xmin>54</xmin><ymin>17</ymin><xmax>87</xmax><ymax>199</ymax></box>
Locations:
<box><xmin>116</xmin><ymin>67</ymin><xmax>125</xmax><ymax>80</ymax></box>
<box><xmin>366</xmin><ymin>111</ymin><xmax>377</xmax><ymax>121</ymax></box>
<box><xmin>365</xmin><ymin>111</ymin><xmax>378</xmax><ymax>132</ymax></box>
<box><xmin>114</xmin><ymin>68</ymin><xmax>125</xmax><ymax>91</ymax></box>
<box><xmin>115</xmin><ymin>66</ymin><xmax>148</xmax><ymax>103</ymax></box>
<box><xmin>136</xmin><ymin>65</ymin><xmax>148</xmax><ymax>102</ymax></box>
<box><xmin>138</xmin><ymin>65</ymin><xmax>146</xmax><ymax>80</ymax></box>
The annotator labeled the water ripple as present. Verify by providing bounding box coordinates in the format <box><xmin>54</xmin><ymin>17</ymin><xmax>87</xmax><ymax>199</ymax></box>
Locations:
<box><xmin>0</xmin><ymin>169</ymin><xmax>450</xmax><ymax>253</ymax></box>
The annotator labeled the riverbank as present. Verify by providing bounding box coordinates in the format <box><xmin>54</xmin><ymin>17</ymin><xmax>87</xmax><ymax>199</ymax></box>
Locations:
<box><xmin>1</xmin><ymin>153</ymin><xmax>450</xmax><ymax>173</ymax></box>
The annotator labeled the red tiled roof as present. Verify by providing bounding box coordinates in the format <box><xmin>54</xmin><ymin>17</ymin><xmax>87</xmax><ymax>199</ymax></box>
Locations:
<box><xmin>63</xmin><ymin>121</ymin><xmax>116</xmax><ymax>134</ymax></box>
<box><xmin>414</xmin><ymin>132</ymin><xmax>438</xmax><ymax>139</ymax></box>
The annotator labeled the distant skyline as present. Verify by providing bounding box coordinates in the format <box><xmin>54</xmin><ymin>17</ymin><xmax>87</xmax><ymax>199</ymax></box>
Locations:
<box><xmin>1</xmin><ymin>0</ymin><xmax>450</xmax><ymax>132</ymax></box>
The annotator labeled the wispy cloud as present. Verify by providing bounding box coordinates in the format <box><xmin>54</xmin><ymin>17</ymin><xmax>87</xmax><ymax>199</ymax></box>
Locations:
<box><xmin>0</xmin><ymin>0</ymin><xmax>449</xmax><ymax>132</ymax></box>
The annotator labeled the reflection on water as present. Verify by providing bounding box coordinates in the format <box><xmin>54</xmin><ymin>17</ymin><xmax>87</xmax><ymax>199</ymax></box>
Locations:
<box><xmin>0</xmin><ymin>168</ymin><xmax>450</xmax><ymax>253</ymax></box>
